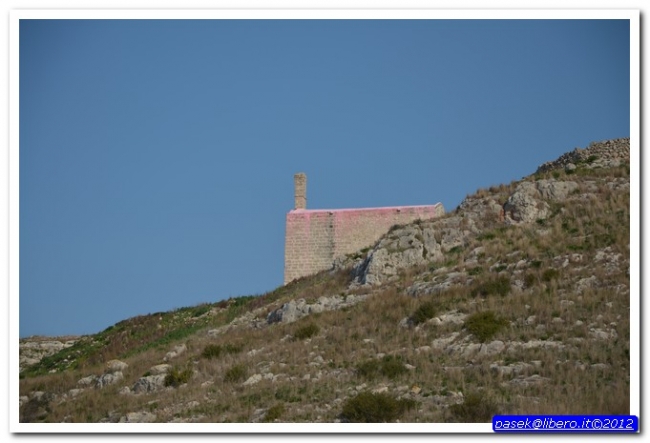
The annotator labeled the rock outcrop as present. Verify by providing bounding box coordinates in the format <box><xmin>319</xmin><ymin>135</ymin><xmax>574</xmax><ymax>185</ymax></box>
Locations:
<box><xmin>536</xmin><ymin>137</ymin><xmax>629</xmax><ymax>173</ymax></box>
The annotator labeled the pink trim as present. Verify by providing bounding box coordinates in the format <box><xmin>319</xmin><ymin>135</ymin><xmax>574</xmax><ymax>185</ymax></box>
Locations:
<box><xmin>289</xmin><ymin>203</ymin><xmax>443</xmax><ymax>214</ymax></box>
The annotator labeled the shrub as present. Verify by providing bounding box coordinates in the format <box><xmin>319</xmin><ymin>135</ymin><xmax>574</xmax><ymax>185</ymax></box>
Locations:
<box><xmin>274</xmin><ymin>386</ymin><xmax>302</xmax><ymax>403</ymax></box>
<box><xmin>467</xmin><ymin>267</ymin><xmax>483</xmax><ymax>276</ymax></box>
<box><xmin>190</xmin><ymin>304</ymin><xmax>211</xmax><ymax>318</ymax></box>
<box><xmin>224</xmin><ymin>364</ymin><xmax>247</xmax><ymax>383</ymax></box>
<box><xmin>380</xmin><ymin>355</ymin><xmax>408</xmax><ymax>379</ymax></box>
<box><xmin>477</xmin><ymin>232</ymin><xmax>496</xmax><ymax>241</ymax></box>
<box><xmin>410</xmin><ymin>301</ymin><xmax>437</xmax><ymax>325</ymax></box>
<box><xmin>293</xmin><ymin>323</ymin><xmax>319</xmax><ymax>340</ymax></box>
<box><xmin>523</xmin><ymin>273</ymin><xmax>536</xmax><ymax>287</ymax></box>
<box><xmin>223</xmin><ymin>343</ymin><xmax>243</xmax><ymax>354</ymax></box>
<box><xmin>471</xmin><ymin>276</ymin><xmax>510</xmax><ymax>297</ymax></box>
<box><xmin>341</xmin><ymin>392</ymin><xmax>416</xmax><ymax>423</ymax></box>
<box><xmin>542</xmin><ymin>268</ymin><xmax>560</xmax><ymax>282</ymax></box>
<box><xmin>449</xmin><ymin>392</ymin><xmax>499</xmax><ymax>422</ymax></box>
<box><xmin>356</xmin><ymin>355</ymin><xmax>408</xmax><ymax>380</ymax></box>
<box><xmin>201</xmin><ymin>344</ymin><xmax>222</xmax><ymax>359</ymax></box>
<box><xmin>164</xmin><ymin>367</ymin><xmax>193</xmax><ymax>387</ymax></box>
<box><xmin>263</xmin><ymin>403</ymin><xmax>286</xmax><ymax>422</ymax></box>
<box><xmin>356</xmin><ymin>359</ymin><xmax>381</xmax><ymax>380</ymax></box>
<box><xmin>465</xmin><ymin>311</ymin><xmax>509</xmax><ymax>343</ymax></box>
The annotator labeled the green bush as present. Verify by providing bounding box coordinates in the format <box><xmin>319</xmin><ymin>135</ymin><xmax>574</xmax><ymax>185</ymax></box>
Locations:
<box><xmin>449</xmin><ymin>392</ymin><xmax>499</xmax><ymax>422</ymax></box>
<box><xmin>293</xmin><ymin>323</ymin><xmax>319</xmax><ymax>340</ymax></box>
<box><xmin>341</xmin><ymin>392</ymin><xmax>416</xmax><ymax>423</ymax></box>
<box><xmin>164</xmin><ymin>367</ymin><xmax>193</xmax><ymax>387</ymax></box>
<box><xmin>379</xmin><ymin>355</ymin><xmax>408</xmax><ymax>379</ymax></box>
<box><xmin>224</xmin><ymin>364</ymin><xmax>247</xmax><ymax>383</ymax></box>
<box><xmin>542</xmin><ymin>268</ymin><xmax>560</xmax><ymax>282</ymax></box>
<box><xmin>201</xmin><ymin>344</ymin><xmax>222</xmax><ymax>359</ymax></box>
<box><xmin>477</xmin><ymin>232</ymin><xmax>496</xmax><ymax>241</ymax></box>
<box><xmin>263</xmin><ymin>403</ymin><xmax>286</xmax><ymax>422</ymax></box>
<box><xmin>471</xmin><ymin>276</ymin><xmax>510</xmax><ymax>297</ymax></box>
<box><xmin>410</xmin><ymin>301</ymin><xmax>437</xmax><ymax>325</ymax></box>
<box><xmin>223</xmin><ymin>343</ymin><xmax>243</xmax><ymax>354</ymax></box>
<box><xmin>202</xmin><ymin>342</ymin><xmax>243</xmax><ymax>359</ymax></box>
<box><xmin>356</xmin><ymin>355</ymin><xmax>408</xmax><ymax>380</ymax></box>
<box><xmin>356</xmin><ymin>359</ymin><xmax>381</xmax><ymax>380</ymax></box>
<box><xmin>465</xmin><ymin>311</ymin><xmax>509</xmax><ymax>343</ymax></box>
<box><xmin>190</xmin><ymin>304</ymin><xmax>211</xmax><ymax>318</ymax></box>
<box><xmin>523</xmin><ymin>273</ymin><xmax>537</xmax><ymax>287</ymax></box>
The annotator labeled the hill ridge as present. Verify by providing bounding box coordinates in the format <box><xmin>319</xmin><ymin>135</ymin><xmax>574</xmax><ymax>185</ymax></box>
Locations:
<box><xmin>19</xmin><ymin>137</ymin><xmax>631</xmax><ymax>424</ymax></box>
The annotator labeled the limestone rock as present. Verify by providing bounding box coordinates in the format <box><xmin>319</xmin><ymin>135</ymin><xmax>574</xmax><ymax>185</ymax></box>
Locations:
<box><xmin>119</xmin><ymin>411</ymin><xmax>157</xmax><ymax>423</ymax></box>
<box><xmin>149</xmin><ymin>364</ymin><xmax>172</xmax><ymax>375</ymax></box>
<box><xmin>106</xmin><ymin>360</ymin><xmax>128</xmax><ymax>373</ymax></box>
<box><xmin>19</xmin><ymin>337</ymin><xmax>78</xmax><ymax>373</ymax></box>
<box><xmin>77</xmin><ymin>375</ymin><xmax>98</xmax><ymax>387</ymax></box>
<box><xmin>503</xmin><ymin>182</ymin><xmax>549</xmax><ymax>223</ymax></box>
<box><xmin>96</xmin><ymin>371</ymin><xmax>124</xmax><ymax>389</ymax></box>
<box><xmin>267</xmin><ymin>300</ymin><xmax>305</xmax><ymax>324</ymax></box>
<box><xmin>535</xmin><ymin>179</ymin><xmax>578</xmax><ymax>201</ymax></box>
<box><xmin>243</xmin><ymin>374</ymin><xmax>263</xmax><ymax>386</ymax></box>
<box><xmin>164</xmin><ymin>344</ymin><xmax>187</xmax><ymax>361</ymax></box>
<box><xmin>132</xmin><ymin>374</ymin><xmax>167</xmax><ymax>394</ymax></box>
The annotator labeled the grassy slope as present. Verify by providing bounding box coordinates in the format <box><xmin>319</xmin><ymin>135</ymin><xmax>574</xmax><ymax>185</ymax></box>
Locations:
<box><xmin>19</xmin><ymin>157</ymin><xmax>630</xmax><ymax>423</ymax></box>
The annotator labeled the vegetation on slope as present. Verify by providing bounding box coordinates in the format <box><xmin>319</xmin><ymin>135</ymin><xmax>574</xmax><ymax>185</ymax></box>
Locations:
<box><xmin>19</xmin><ymin>142</ymin><xmax>631</xmax><ymax>424</ymax></box>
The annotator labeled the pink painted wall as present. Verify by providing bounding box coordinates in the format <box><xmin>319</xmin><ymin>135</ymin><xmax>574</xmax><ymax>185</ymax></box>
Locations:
<box><xmin>284</xmin><ymin>203</ymin><xmax>444</xmax><ymax>284</ymax></box>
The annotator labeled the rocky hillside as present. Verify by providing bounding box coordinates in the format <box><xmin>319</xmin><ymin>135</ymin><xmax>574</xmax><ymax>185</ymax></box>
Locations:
<box><xmin>19</xmin><ymin>137</ymin><xmax>631</xmax><ymax>423</ymax></box>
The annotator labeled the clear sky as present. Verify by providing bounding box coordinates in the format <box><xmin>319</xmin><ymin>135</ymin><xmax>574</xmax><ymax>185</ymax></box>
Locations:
<box><xmin>19</xmin><ymin>18</ymin><xmax>630</xmax><ymax>338</ymax></box>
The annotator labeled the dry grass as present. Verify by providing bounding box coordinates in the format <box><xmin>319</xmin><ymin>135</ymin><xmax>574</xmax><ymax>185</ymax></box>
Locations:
<box><xmin>19</xmin><ymin>163</ymin><xmax>630</xmax><ymax>423</ymax></box>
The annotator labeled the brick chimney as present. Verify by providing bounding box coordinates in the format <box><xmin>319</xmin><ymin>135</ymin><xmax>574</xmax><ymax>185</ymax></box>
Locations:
<box><xmin>294</xmin><ymin>173</ymin><xmax>306</xmax><ymax>209</ymax></box>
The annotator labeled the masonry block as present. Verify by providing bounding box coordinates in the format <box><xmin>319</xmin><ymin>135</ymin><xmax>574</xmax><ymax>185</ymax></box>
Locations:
<box><xmin>284</xmin><ymin>203</ymin><xmax>445</xmax><ymax>284</ymax></box>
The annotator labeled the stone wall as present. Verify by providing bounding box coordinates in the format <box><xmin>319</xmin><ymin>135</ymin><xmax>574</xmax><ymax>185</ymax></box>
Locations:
<box><xmin>536</xmin><ymin>137</ymin><xmax>630</xmax><ymax>173</ymax></box>
<box><xmin>284</xmin><ymin>203</ymin><xmax>445</xmax><ymax>284</ymax></box>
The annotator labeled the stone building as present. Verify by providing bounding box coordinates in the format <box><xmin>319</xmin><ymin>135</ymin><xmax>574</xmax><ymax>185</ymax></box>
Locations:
<box><xmin>284</xmin><ymin>173</ymin><xmax>445</xmax><ymax>284</ymax></box>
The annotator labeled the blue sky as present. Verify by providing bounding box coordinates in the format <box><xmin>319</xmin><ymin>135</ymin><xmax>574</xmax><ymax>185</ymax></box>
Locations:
<box><xmin>19</xmin><ymin>18</ymin><xmax>630</xmax><ymax>338</ymax></box>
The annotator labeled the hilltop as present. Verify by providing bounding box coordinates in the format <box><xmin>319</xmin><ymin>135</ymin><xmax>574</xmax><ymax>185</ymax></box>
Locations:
<box><xmin>19</xmin><ymin>138</ymin><xmax>631</xmax><ymax>423</ymax></box>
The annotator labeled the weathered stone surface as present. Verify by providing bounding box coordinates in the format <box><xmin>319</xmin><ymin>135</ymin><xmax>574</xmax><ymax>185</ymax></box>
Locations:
<box><xmin>132</xmin><ymin>374</ymin><xmax>167</xmax><ymax>394</ymax></box>
<box><xmin>106</xmin><ymin>360</ymin><xmax>128</xmax><ymax>373</ymax></box>
<box><xmin>266</xmin><ymin>294</ymin><xmax>367</xmax><ymax>324</ymax></box>
<box><xmin>164</xmin><ymin>344</ymin><xmax>187</xmax><ymax>361</ymax></box>
<box><xmin>431</xmin><ymin>332</ymin><xmax>461</xmax><ymax>350</ymax></box>
<box><xmin>243</xmin><ymin>374</ymin><xmax>263</xmax><ymax>386</ymax></box>
<box><xmin>149</xmin><ymin>364</ymin><xmax>172</xmax><ymax>375</ymax></box>
<box><xmin>484</xmin><ymin>340</ymin><xmax>506</xmax><ymax>355</ymax></box>
<box><xmin>284</xmin><ymin>202</ymin><xmax>444</xmax><ymax>284</ymax></box>
<box><xmin>352</xmin><ymin>218</ymin><xmax>464</xmax><ymax>286</ymax></box>
<box><xmin>503</xmin><ymin>182</ymin><xmax>550</xmax><ymax>223</ymax></box>
<box><xmin>77</xmin><ymin>375</ymin><xmax>98</xmax><ymax>387</ymax></box>
<box><xmin>19</xmin><ymin>338</ymin><xmax>78</xmax><ymax>373</ymax></box>
<box><xmin>535</xmin><ymin>179</ymin><xmax>579</xmax><ymax>201</ymax></box>
<box><xmin>96</xmin><ymin>371</ymin><xmax>124</xmax><ymax>389</ymax></box>
<box><xmin>268</xmin><ymin>300</ymin><xmax>302</xmax><ymax>324</ymax></box>
<box><xmin>536</xmin><ymin>138</ymin><xmax>629</xmax><ymax>173</ymax></box>
<box><xmin>119</xmin><ymin>411</ymin><xmax>157</xmax><ymax>423</ymax></box>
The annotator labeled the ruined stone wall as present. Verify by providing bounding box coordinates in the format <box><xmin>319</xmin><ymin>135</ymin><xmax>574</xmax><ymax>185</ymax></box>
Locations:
<box><xmin>284</xmin><ymin>204</ymin><xmax>444</xmax><ymax>284</ymax></box>
<box><xmin>536</xmin><ymin>137</ymin><xmax>630</xmax><ymax>173</ymax></box>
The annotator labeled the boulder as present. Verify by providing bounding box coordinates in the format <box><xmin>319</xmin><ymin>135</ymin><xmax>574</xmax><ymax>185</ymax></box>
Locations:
<box><xmin>503</xmin><ymin>182</ymin><xmax>549</xmax><ymax>223</ymax></box>
<box><xmin>132</xmin><ymin>374</ymin><xmax>167</xmax><ymax>394</ymax></box>
<box><xmin>149</xmin><ymin>364</ymin><xmax>172</xmax><ymax>375</ymax></box>
<box><xmin>164</xmin><ymin>344</ymin><xmax>187</xmax><ymax>361</ymax></box>
<box><xmin>119</xmin><ymin>411</ymin><xmax>157</xmax><ymax>423</ymax></box>
<box><xmin>106</xmin><ymin>359</ymin><xmax>128</xmax><ymax>373</ymax></box>
<box><xmin>96</xmin><ymin>371</ymin><xmax>124</xmax><ymax>389</ymax></box>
